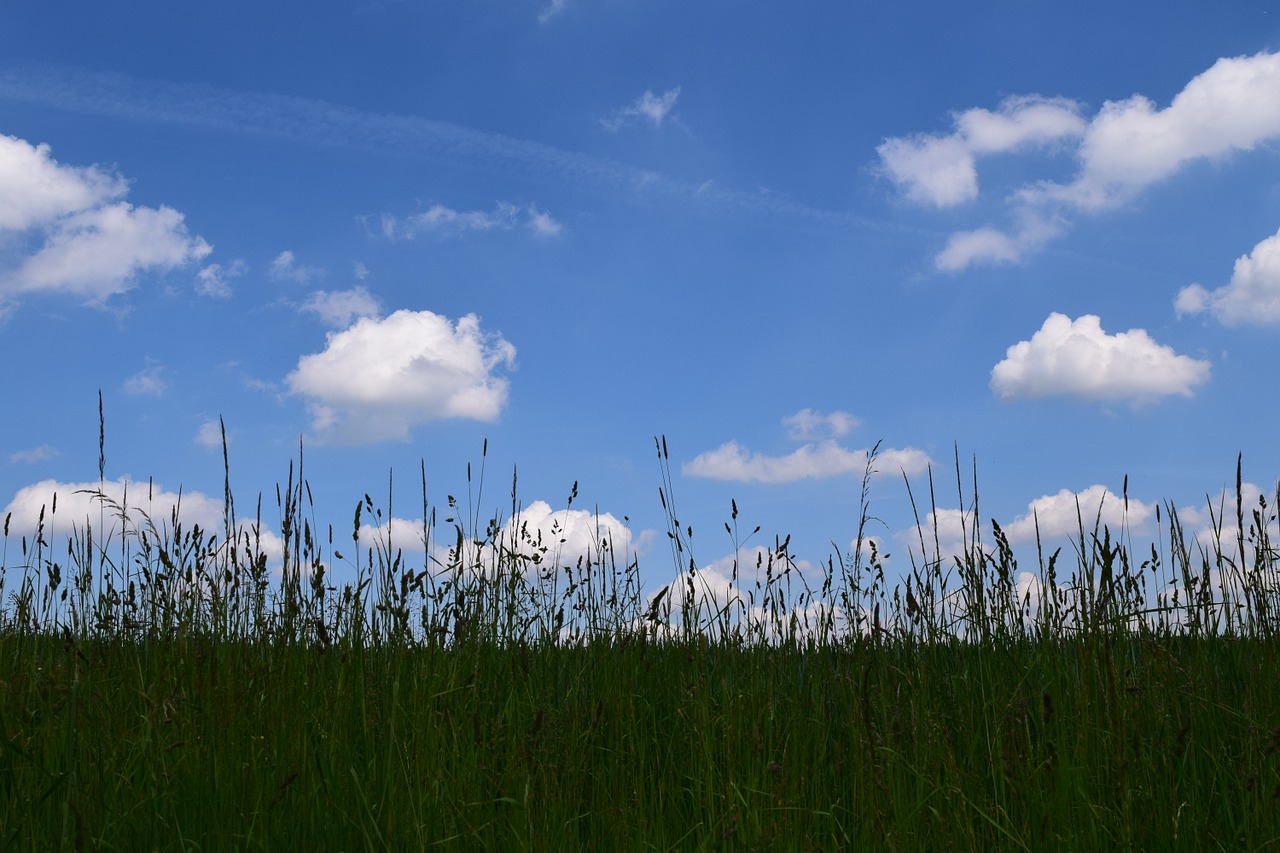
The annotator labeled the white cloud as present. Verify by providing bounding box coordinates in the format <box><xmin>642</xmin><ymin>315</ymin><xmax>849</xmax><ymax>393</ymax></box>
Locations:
<box><xmin>9</xmin><ymin>445</ymin><xmax>58</xmax><ymax>464</ymax></box>
<box><xmin>990</xmin><ymin>313</ymin><xmax>1211</xmax><ymax>402</ymax></box>
<box><xmin>1045</xmin><ymin>51</ymin><xmax>1280</xmax><ymax>210</ymax></box>
<box><xmin>4</xmin><ymin>478</ymin><xmax>225</xmax><ymax>543</ymax></box>
<box><xmin>782</xmin><ymin>408</ymin><xmax>860</xmax><ymax>441</ymax></box>
<box><xmin>935</xmin><ymin>226</ymin><xmax>1023</xmax><ymax>271</ymax></box>
<box><xmin>195</xmin><ymin>420</ymin><xmax>224</xmax><ymax>449</ymax></box>
<box><xmin>300</xmin><ymin>286</ymin><xmax>382</xmax><ymax>328</ymax></box>
<box><xmin>888</xmin><ymin>52</ymin><xmax>1280</xmax><ymax>270</ymax></box>
<box><xmin>897</xmin><ymin>506</ymin><xmax>980</xmax><ymax>568</ymax></box>
<box><xmin>601</xmin><ymin>87</ymin><xmax>682</xmax><ymax>132</ymax></box>
<box><xmin>0</xmin><ymin>134</ymin><xmax>125</xmax><ymax>229</ymax></box>
<box><xmin>687</xmin><ymin>409</ymin><xmax>930</xmax><ymax>484</ymax></box>
<box><xmin>477</xmin><ymin>501</ymin><xmax>637</xmax><ymax>574</ymax></box>
<box><xmin>269</xmin><ymin>250</ymin><xmax>320</xmax><ymax>283</ymax></box>
<box><xmin>537</xmin><ymin>0</ymin><xmax>568</xmax><ymax>24</ymax></box>
<box><xmin>195</xmin><ymin>259</ymin><xmax>246</xmax><ymax>298</ymax></box>
<box><xmin>10</xmin><ymin>204</ymin><xmax>210</xmax><ymax>302</ymax></box>
<box><xmin>0</xmin><ymin>134</ymin><xmax>211</xmax><ymax>306</ymax></box>
<box><xmin>123</xmin><ymin>361</ymin><xmax>168</xmax><ymax>396</ymax></box>
<box><xmin>1002</xmin><ymin>484</ymin><xmax>1156</xmax><ymax>544</ymax></box>
<box><xmin>285</xmin><ymin>309</ymin><xmax>517</xmax><ymax>444</ymax></box>
<box><xmin>3</xmin><ymin>477</ymin><xmax>284</xmax><ymax>572</ymax></box>
<box><xmin>685</xmin><ymin>439</ymin><xmax>931</xmax><ymax>484</ymax></box>
<box><xmin>1176</xmin><ymin>227</ymin><xmax>1280</xmax><ymax>325</ymax></box>
<box><xmin>878</xmin><ymin>96</ymin><xmax>1085</xmax><ymax>208</ymax></box>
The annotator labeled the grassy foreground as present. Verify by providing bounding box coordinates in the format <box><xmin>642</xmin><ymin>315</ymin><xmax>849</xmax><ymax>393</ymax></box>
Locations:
<box><xmin>3</xmin><ymin>429</ymin><xmax>1280</xmax><ymax>850</ymax></box>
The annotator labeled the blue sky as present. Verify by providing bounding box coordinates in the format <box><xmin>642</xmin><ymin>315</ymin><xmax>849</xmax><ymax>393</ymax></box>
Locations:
<box><xmin>3</xmin><ymin>2</ymin><xmax>1280</xmax><ymax>603</ymax></box>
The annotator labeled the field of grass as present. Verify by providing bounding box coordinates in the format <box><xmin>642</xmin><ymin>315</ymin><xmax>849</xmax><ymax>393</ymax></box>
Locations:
<box><xmin>3</xmin><ymin>422</ymin><xmax>1280</xmax><ymax>849</ymax></box>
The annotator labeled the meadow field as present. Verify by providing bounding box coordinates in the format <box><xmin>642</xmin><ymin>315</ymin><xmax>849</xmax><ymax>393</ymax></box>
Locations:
<box><xmin>3</xmin><ymin>429</ymin><xmax>1280</xmax><ymax>850</ymax></box>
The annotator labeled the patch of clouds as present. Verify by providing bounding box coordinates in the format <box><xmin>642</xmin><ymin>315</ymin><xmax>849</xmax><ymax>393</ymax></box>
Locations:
<box><xmin>3</xmin><ymin>476</ymin><xmax>284</xmax><ymax>572</ymax></box>
<box><xmin>0</xmin><ymin>134</ymin><xmax>211</xmax><ymax>310</ymax></box>
<box><xmin>300</xmin><ymin>286</ymin><xmax>382</xmax><ymax>328</ymax></box>
<box><xmin>640</xmin><ymin>548</ymin><xmax>845</xmax><ymax>642</ymax></box>
<box><xmin>445</xmin><ymin>500</ymin><xmax>639</xmax><ymax>575</ymax></box>
<box><xmin>195</xmin><ymin>259</ymin><xmax>247</xmax><ymax>298</ymax></box>
<box><xmin>878</xmin><ymin>95</ymin><xmax>1086</xmax><ymax>208</ymax></box>
<box><xmin>123</xmin><ymin>360</ymin><xmax>168</xmax><ymax>396</ymax></box>
<box><xmin>1176</xmin><ymin>226</ymin><xmax>1280</xmax><ymax>325</ymax></box>
<box><xmin>269</xmin><ymin>250</ymin><xmax>320</xmax><ymax>284</ymax></box>
<box><xmin>685</xmin><ymin>409</ymin><xmax>931</xmax><ymax>484</ymax></box>
<box><xmin>1039</xmin><ymin>51</ymin><xmax>1280</xmax><ymax>210</ymax></box>
<box><xmin>1002</xmin><ymin>484</ymin><xmax>1156</xmax><ymax>544</ymax></box>
<box><xmin>601</xmin><ymin>87</ymin><xmax>682</xmax><ymax>132</ymax></box>
<box><xmin>285</xmin><ymin>309</ymin><xmax>517</xmax><ymax>444</ymax></box>
<box><xmin>897</xmin><ymin>506</ymin><xmax>982</xmax><ymax>570</ymax></box>
<box><xmin>883</xmin><ymin>51</ymin><xmax>1280</xmax><ymax>270</ymax></box>
<box><xmin>990</xmin><ymin>313</ymin><xmax>1211</xmax><ymax>403</ymax></box>
<box><xmin>9</xmin><ymin>445</ymin><xmax>58</xmax><ymax>464</ymax></box>
<box><xmin>379</xmin><ymin>202</ymin><xmax>563</xmax><ymax>239</ymax></box>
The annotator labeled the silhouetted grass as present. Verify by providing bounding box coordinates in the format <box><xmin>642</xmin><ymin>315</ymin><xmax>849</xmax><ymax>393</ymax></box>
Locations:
<box><xmin>2</xmin><ymin>415</ymin><xmax>1280</xmax><ymax>849</ymax></box>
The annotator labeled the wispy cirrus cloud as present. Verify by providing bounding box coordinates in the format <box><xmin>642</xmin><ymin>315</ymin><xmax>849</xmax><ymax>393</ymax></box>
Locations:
<box><xmin>9</xmin><ymin>445</ymin><xmax>58</xmax><ymax>464</ymax></box>
<box><xmin>378</xmin><ymin>202</ymin><xmax>564</xmax><ymax>239</ymax></box>
<box><xmin>0</xmin><ymin>66</ymin><xmax>846</xmax><ymax>225</ymax></box>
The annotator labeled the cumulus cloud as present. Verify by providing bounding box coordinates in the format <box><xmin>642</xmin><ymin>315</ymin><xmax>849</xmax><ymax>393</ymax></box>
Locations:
<box><xmin>0</xmin><ymin>135</ymin><xmax>124</xmax><ymax>229</ymax></box>
<box><xmin>3</xmin><ymin>477</ymin><xmax>284</xmax><ymax>571</ymax></box>
<box><xmin>640</xmin><ymin>547</ymin><xmax>838</xmax><ymax>641</ymax></box>
<box><xmin>601</xmin><ymin>87</ymin><xmax>682</xmax><ymax>132</ymax></box>
<box><xmin>1002</xmin><ymin>484</ymin><xmax>1156</xmax><ymax>544</ymax></box>
<box><xmin>990</xmin><ymin>313</ymin><xmax>1210</xmax><ymax>403</ymax></box>
<box><xmin>269</xmin><ymin>250</ymin><xmax>320</xmax><ymax>283</ymax></box>
<box><xmin>685</xmin><ymin>409</ymin><xmax>930</xmax><ymax>484</ymax></box>
<box><xmin>886</xmin><ymin>51</ymin><xmax>1280</xmax><ymax>270</ymax></box>
<box><xmin>1042</xmin><ymin>51</ymin><xmax>1280</xmax><ymax>210</ymax></box>
<box><xmin>878</xmin><ymin>96</ymin><xmax>1086</xmax><ymax>208</ymax></box>
<box><xmin>380</xmin><ymin>202</ymin><xmax>562</xmax><ymax>239</ymax></box>
<box><xmin>285</xmin><ymin>309</ymin><xmax>517</xmax><ymax>444</ymax></box>
<box><xmin>0</xmin><ymin>134</ymin><xmax>210</xmax><ymax>308</ymax></box>
<box><xmin>300</xmin><ymin>286</ymin><xmax>382</xmax><ymax>328</ymax></box>
<box><xmin>897</xmin><ymin>506</ymin><xmax>982</xmax><ymax>569</ymax></box>
<box><xmin>1176</xmin><ymin>227</ymin><xmax>1280</xmax><ymax>325</ymax></box>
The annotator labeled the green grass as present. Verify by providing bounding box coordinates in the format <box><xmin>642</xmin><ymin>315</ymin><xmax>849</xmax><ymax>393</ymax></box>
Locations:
<box><xmin>3</xmin><ymin>424</ymin><xmax>1280</xmax><ymax>850</ymax></box>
